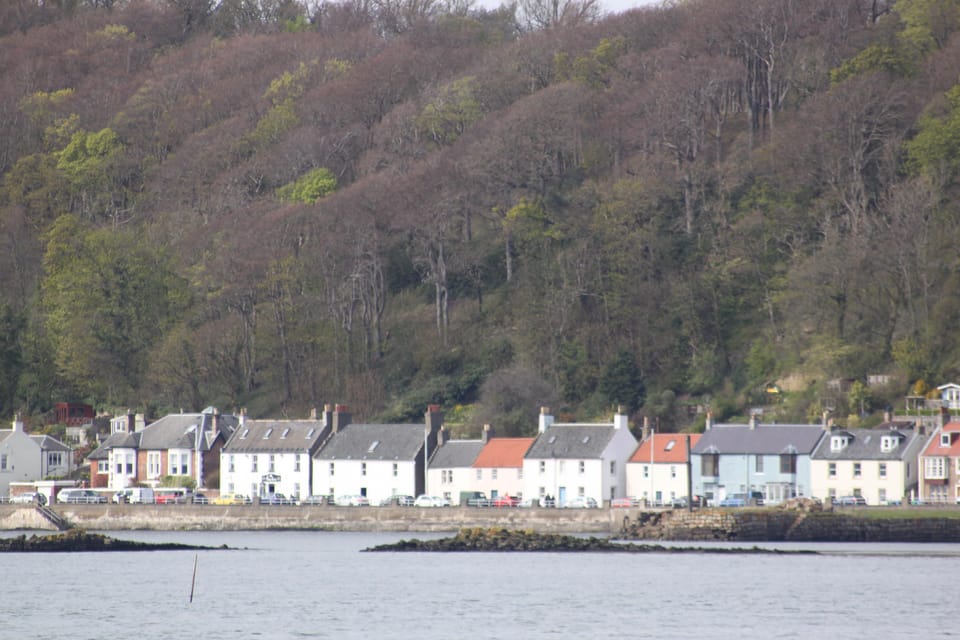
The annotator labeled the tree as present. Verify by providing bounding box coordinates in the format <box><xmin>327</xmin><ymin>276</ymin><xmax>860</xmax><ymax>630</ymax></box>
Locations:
<box><xmin>598</xmin><ymin>350</ymin><xmax>644</xmax><ymax>413</ymax></box>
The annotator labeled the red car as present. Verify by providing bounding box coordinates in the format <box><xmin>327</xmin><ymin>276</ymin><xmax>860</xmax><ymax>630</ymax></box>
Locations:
<box><xmin>492</xmin><ymin>495</ymin><xmax>518</xmax><ymax>507</ymax></box>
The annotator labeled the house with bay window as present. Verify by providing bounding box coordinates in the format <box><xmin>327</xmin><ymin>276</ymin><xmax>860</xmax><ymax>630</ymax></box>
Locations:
<box><xmin>88</xmin><ymin>408</ymin><xmax>237</xmax><ymax>491</ymax></box>
<box><xmin>219</xmin><ymin>408</ymin><xmax>330</xmax><ymax>501</ymax></box>
<box><xmin>691</xmin><ymin>415</ymin><xmax>824</xmax><ymax>506</ymax></box>
<box><xmin>918</xmin><ymin>421</ymin><xmax>960</xmax><ymax>504</ymax></box>
<box><xmin>810</xmin><ymin>420</ymin><xmax>928</xmax><ymax>506</ymax></box>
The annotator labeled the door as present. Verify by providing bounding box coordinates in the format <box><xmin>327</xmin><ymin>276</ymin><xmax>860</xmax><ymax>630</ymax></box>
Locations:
<box><xmin>558</xmin><ymin>486</ymin><xmax>566</xmax><ymax>506</ymax></box>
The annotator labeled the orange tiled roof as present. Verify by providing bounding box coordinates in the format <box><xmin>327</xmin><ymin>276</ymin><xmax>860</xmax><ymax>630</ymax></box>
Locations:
<box><xmin>921</xmin><ymin>422</ymin><xmax>960</xmax><ymax>457</ymax></box>
<box><xmin>629</xmin><ymin>433</ymin><xmax>701</xmax><ymax>464</ymax></box>
<box><xmin>472</xmin><ymin>438</ymin><xmax>535</xmax><ymax>468</ymax></box>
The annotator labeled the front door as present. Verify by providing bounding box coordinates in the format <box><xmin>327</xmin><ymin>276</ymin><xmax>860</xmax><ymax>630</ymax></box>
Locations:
<box><xmin>558</xmin><ymin>486</ymin><xmax>567</xmax><ymax>506</ymax></box>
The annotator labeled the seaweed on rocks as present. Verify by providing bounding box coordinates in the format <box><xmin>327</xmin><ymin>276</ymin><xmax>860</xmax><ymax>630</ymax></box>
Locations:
<box><xmin>0</xmin><ymin>529</ymin><xmax>226</xmax><ymax>552</ymax></box>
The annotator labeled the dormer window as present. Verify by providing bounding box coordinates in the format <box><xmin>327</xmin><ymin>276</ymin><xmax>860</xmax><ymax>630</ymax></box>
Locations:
<box><xmin>942</xmin><ymin>433</ymin><xmax>952</xmax><ymax>447</ymax></box>
<box><xmin>881</xmin><ymin>435</ymin><xmax>898</xmax><ymax>452</ymax></box>
<box><xmin>240</xmin><ymin>429</ymin><xmax>249</xmax><ymax>439</ymax></box>
<box><xmin>830</xmin><ymin>436</ymin><xmax>848</xmax><ymax>451</ymax></box>
<box><xmin>281</xmin><ymin>428</ymin><xmax>290</xmax><ymax>439</ymax></box>
<box><xmin>263</xmin><ymin>428</ymin><xmax>273</xmax><ymax>439</ymax></box>
<box><xmin>665</xmin><ymin>440</ymin><xmax>675</xmax><ymax>451</ymax></box>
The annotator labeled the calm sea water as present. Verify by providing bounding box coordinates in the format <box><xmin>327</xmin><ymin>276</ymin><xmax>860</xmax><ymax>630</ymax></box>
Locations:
<box><xmin>3</xmin><ymin>529</ymin><xmax>956</xmax><ymax>639</ymax></box>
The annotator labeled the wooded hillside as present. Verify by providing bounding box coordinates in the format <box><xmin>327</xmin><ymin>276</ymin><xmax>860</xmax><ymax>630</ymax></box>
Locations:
<box><xmin>1</xmin><ymin>0</ymin><xmax>957</xmax><ymax>435</ymax></box>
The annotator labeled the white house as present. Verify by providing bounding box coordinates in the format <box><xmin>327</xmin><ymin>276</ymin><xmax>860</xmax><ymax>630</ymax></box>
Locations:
<box><xmin>938</xmin><ymin>384</ymin><xmax>960</xmax><ymax>410</ymax></box>
<box><xmin>312</xmin><ymin>405</ymin><xmax>443</xmax><ymax>504</ymax></box>
<box><xmin>427</xmin><ymin>427</ymin><xmax>485</xmax><ymax>504</ymax></box>
<box><xmin>220</xmin><ymin>408</ymin><xmax>331</xmax><ymax>501</ymax></box>
<box><xmin>0</xmin><ymin>414</ymin><xmax>75</xmax><ymax>496</ymax></box>
<box><xmin>626</xmin><ymin>432</ymin><xmax>701</xmax><ymax>506</ymax></box>
<box><xmin>522</xmin><ymin>407</ymin><xmax>637</xmax><ymax>507</ymax></box>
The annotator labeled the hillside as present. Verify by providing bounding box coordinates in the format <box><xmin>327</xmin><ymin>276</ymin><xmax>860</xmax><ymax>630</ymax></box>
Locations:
<box><xmin>1</xmin><ymin>0</ymin><xmax>958</xmax><ymax>435</ymax></box>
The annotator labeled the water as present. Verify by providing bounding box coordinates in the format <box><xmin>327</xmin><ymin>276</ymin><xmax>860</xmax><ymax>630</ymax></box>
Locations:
<box><xmin>3</xmin><ymin>530</ymin><xmax>956</xmax><ymax>639</ymax></box>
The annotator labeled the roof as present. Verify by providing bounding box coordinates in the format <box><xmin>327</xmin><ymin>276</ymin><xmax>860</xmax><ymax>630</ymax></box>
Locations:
<box><xmin>30</xmin><ymin>434</ymin><xmax>72</xmax><ymax>453</ymax></box>
<box><xmin>812</xmin><ymin>422</ymin><xmax>928</xmax><ymax>461</ymax></box>
<box><xmin>630</xmin><ymin>433</ymin><xmax>701</xmax><ymax>464</ymax></box>
<box><xmin>473</xmin><ymin>438</ymin><xmax>535</xmax><ymax>468</ymax></box>
<box><xmin>315</xmin><ymin>423</ymin><xmax>426</xmax><ymax>461</ymax></box>
<box><xmin>525</xmin><ymin>425</ymin><xmax>617</xmax><ymax>459</ymax></box>
<box><xmin>137</xmin><ymin>411</ymin><xmax>238</xmax><ymax>452</ymax></box>
<box><xmin>223</xmin><ymin>420</ymin><xmax>327</xmax><ymax>454</ymax></box>
<box><xmin>921</xmin><ymin>421</ymin><xmax>960</xmax><ymax>458</ymax></box>
<box><xmin>431</xmin><ymin>440</ymin><xmax>484</xmax><ymax>468</ymax></box>
<box><xmin>692</xmin><ymin>424</ymin><xmax>825</xmax><ymax>455</ymax></box>
<box><xmin>87</xmin><ymin>431</ymin><xmax>140</xmax><ymax>460</ymax></box>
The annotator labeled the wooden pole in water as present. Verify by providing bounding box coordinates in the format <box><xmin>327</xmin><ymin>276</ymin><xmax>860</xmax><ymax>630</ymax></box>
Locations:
<box><xmin>189</xmin><ymin>554</ymin><xmax>198</xmax><ymax>603</ymax></box>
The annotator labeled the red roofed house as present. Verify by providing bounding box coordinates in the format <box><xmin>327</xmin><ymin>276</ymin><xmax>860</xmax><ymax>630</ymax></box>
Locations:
<box><xmin>918</xmin><ymin>421</ymin><xmax>960</xmax><ymax>504</ymax></box>
<box><xmin>626</xmin><ymin>432</ymin><xmax>701</xmax><ymax>506</ymax></box>
<box><xmin>471</xmin><ymin>428</ymin><xmax>535</xmax><ymax>503</ymax></box>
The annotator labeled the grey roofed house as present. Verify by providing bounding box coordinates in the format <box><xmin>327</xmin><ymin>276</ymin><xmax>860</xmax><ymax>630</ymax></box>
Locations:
<box><xmin>223</xmin><ymin>419</ymin><xmax>327</xmax><ymax>454</ymax></box>
<box><xmin>810</xmin><ymin>421</ymin><xmax>927</xmax><ymax>461</ymax></box>
<box><xmin>137</xmin><ymin>409</ymin><xmax>239</xmax><ymax>451</ymax></box>
<box><xmin>692</xmin><ymin>421</ymin><xmax>825</xmax><ymax>455</ymax></box>
<box><xmin>430</xmin><ymin>437</ymin><xmax>484</xmax><ymax>469</ymax></box>
<box><xmin>525</xmin><ymin>425</ymin><xmax>619</xmax><ymax>459</ymax></box>
<box><xmin>87</xmin><ymin>431</ymin><xmax>139</xmax><ymax>460</ymax></box>
<box><xmin>315</xmin><ymin>422</ymin><xmax>429</xmax><ymax>461</ymax></box>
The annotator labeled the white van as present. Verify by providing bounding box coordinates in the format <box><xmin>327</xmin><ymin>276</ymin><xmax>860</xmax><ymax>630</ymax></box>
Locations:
<box><xmin>128</xmin><ymin>487</ymin><xmax>154</xmax><ymax>504</ymax></box>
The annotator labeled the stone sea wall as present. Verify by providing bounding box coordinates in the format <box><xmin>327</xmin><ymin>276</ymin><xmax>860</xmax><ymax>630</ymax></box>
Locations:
<box><xmin>5</xmin><ymin>503</ymin><xmax>960</xmax><ymax>542</ymax></box>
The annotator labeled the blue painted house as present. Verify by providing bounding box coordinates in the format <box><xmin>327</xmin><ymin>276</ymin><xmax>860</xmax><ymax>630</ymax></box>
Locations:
<box><xmin>691</xmin><ymin>415</ymin><xmax>826</xmax><ymax>505</ymax></box>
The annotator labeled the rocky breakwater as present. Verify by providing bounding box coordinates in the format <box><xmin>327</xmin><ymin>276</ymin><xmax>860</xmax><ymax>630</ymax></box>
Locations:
<box><xmin>620</xmin><ymin>499</ymin><xmax>960</xmax><ymax>542</ymax></box>
<box><xmin>364</xmin><ymin>527</ymin><xmax>816</xmax><ymax>554</ymax></box>
<box><xmin>0</xmin><ymin>529</ymin><xmax>225</xmax><ymax>552</ymax></box>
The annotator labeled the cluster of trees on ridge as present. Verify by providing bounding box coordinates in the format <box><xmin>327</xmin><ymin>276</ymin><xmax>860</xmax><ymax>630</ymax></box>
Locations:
<box><xmin>2</xmin><ymin>0</ymin><xmax>960</xmax><ymax>438</ymax></box>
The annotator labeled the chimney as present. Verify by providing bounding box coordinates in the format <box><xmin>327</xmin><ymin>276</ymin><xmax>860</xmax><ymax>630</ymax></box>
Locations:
<box><xmin>425</xmin><ymin>404</ymin><xmax>443</xmax><ymax>436</ymax></box>
<box><xmin>822</xmin><ymin>411</ymin><xmax>830</xmax><ymax>431</ymax></box>
<box><xmin>705</xmin><ymin>412</ymin><xmax>713</xmax><ymax>431</ymax></box>
<box><xmin>641</xmin><ymin>416</ymin><xmax>650</xmax><ymax>442</ymax></box>
<box><xmin>538</xmin><ymin>407</ymin><xmax>554</xmax><ymax>434</ymax></box>
<box><xmin>749</xmin><ymin>413</ymin><xmax>757</xmax><ymax>430</ymax></box>
<box><xmin>883</xmin><ymin>410</ymin><xmax>891</xmax><ymax>423</ymax></box>
<box><xmin>614</xmin><ymin>405</ymin><xmax>628</xmax><ymax>430</ymax></box>
<box><xmin>333</xmin><ymin>404</ymin><xmax>351</xmax><ymax>433</ymax></box>
<box><xmin>210</xmin><ymin>407</ymin><xmax>220</xmax><ymax>435</ymax></box>
<box><xmin>239</xmin><ymin>408</ymin><xmax>247</xmax><ymax>427</ymax></box>
<box><xmin>12</xmin><ymin>412</ymin><xmax>24</xmax><ymax>433</ymax></box>
<box><xmin>941</xmin><ymin>407</ymin><xmax>949</xmax><ymax>430</ymax></box>
<box><xmin>438</xmin><ymin>426</ymin><xmax>450</xmax><ymax>445</ymax></box>
<box><xmin>322</xmin><ymin>404</ymin><xmax>333</xmax><ymax>428</ymax></box>
<box><xmin>482</xmin><ymin>424</ymin><xmax>494</xmax><ymax>443</ymax></box>
<box><xmin>309</xmin><ymin>407</ymin><xmax>317</xmax><ymax>420</ymax></box>
<box><xmin>126</xmin><ymin>409</ymin><xmax>135</xmax><ymax>433</ymax></box>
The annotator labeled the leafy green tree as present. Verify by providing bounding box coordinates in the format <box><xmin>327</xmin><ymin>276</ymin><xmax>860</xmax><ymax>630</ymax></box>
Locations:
<box><xmin>906</xmin><ymin>85</ymin><xmax>960</xmax><ymax>179</ymax></box>
<box><xmin>41</xmin><ymin>215</ymin><xmax>188</xmax><ymax>404</ymax></box>
<box><xmin>0</xmin><ymin>305</ymin><xmax>24</xmax><ymax>416</ymax></box>
<box><xmin>417</xmin><ymin>77</ymin><xmax>482</xmax><ymax>147</ymax></box>
<box><xmin>276</xmin><ymin>167</ymin><xmax>337</xmax><ymax>203</ymax></box>
<box><xmin>598</xmin><ymin>350</ymin><xmax>644</xmax><ymax>413</ymax></box>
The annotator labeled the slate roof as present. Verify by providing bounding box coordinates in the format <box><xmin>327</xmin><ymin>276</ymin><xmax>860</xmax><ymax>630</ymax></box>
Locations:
<box><xmin>630</xmin><ymin>433</ymin><xmax>701</xmax><ymax>464</ymax></box>
<box><xmin>30</xmin><ymin>434</ymin><xmax>72</xmax><ymax>453</ymax></box>
<box><xmin>223</xmin><ymin>420</ymin><xmax>326</xmax><ymax>454</ymax></box>
<box><xmin>525</xmin><ymin>425</ymin><xmax>617</xmax><ymax>459</ymax></box>
<box><xmin>137</xmin><ymin>412</ymin><xmax>238</xmax><ymax>451</ymax></box>
<box><xmin>692</xmin><ymin>424</ymin><xmax>825</xmax><ymax>455</ymax></box>
<box><xmin>473</xmin><ymin>438</ymin><xmax>535</xmax><ymax>468</ymax></box>
<box><xmin>315</xmin><ymin>423</ymin><xmax>426</xmax><ymax>461</ymax></box>
<box><xmin>811</xmin><ymin>422</ymin><xmax>929</xmax><ymax>461</ymax></box>
<box><xmin>431</xmin><ymin>440</ymin><xmax>484</xmax><ymax>468</ymax></box>
<box><xmin>87</xmin><ymin>431</ymin><xmax>140</xmax><ymax>460</ymax></box>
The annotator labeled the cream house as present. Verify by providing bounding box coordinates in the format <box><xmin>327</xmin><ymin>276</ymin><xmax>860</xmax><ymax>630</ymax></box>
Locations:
<box><xmin>626</xmin><ymin>432</ymin><xmax>701</xmax><ymax>506</ymax></box>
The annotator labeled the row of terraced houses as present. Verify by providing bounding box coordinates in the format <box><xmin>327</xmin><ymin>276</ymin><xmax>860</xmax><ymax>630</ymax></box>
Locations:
<box><xmin>8</xmin><ymin>386</ymin><xmax>960</xmax><ymax>507</ymax></box>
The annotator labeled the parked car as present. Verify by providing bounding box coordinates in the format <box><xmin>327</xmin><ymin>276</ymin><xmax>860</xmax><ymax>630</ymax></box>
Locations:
<box><xmin>611</xmin><ymin>497</ymin><xmax>639</xmax><ymax>508</ymax></box>
<box><xmin>538</xmin><ymin>496</ymin><xmax>557</xmax><ymax>508</ymax></box>
<box><xmin>492</xmin><ymin>495</ymin><xmax>519</xmax><ymax>507</ymax></box>
<box><xmin>10</xmin><ymin>492</ymin><xmax>40</xmax><ymax>504</ymax></box>
<box><xmin>379</xmin><ymin>495</ymin><xmax>415</xmax><ymax>507</ymax></box>
<box><xmin>335</xmin><ymin>495</ymin><xmax>370</xmax><ymax>507</ymax></box>
<box><xmin>155</xmin><ymin>490</ymin><xmax>189</xmax><ymax>504</ymax></box>
<box><xmin>57</xmin><ymin>489</ymin><xmax>107</xmax><ymax>504</ymax></box>
<box><xmin>190</xmin><ymin>493</ymin><xmax>210</xmax><ymax>505</ymax></box>
<box><xmin>670</xmin><ymin>496</ymin><xmax>703</xmax><ymax>509</ymax></box>
<box><xmin>213</xmin><ymin>493</ymin><xmax>249</xmax><ymax>506</ymax></box>
<box><xmin>461</xmin><ymin>491</ymin><xmax>489</xmax><ymax>507</ymax></box>
<box><xmin>262</xmin><ymin>493</ymin><xmax>295</xmax><ymax>505</ymax></box>
<box><xmin>563</xmin><ymin>496</ymin><xmax>599</xmax><ymax>509</ymax></box>
<box><xmin>301</xmin><ymin>495</ymin><xmax>330</xmax><ymax>506</ymax></box>
<box><xmin>719</xmin><ymin>492</ymin><xmax>764</xmax><ymax>507</ymax></box>
<box><xmin>836</xmin><ymin>495</ymin><xmax>867</xmax><ymax>506</ymax></box>
<box><xmin>413</xmin><ymin>494</ymin><xmax>446</xmax><ymax>507</ymax></box>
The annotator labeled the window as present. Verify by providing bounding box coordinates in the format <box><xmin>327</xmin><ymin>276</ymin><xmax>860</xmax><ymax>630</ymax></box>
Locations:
<box><xmin>392</xmin><ymin>463</ymin><xmax>398</xmax><ymax>477</ymax></box>
<box><xmin>780</xmin><ymin>454</ymin><xmax>797</xmax><ymax>474</ymax></box>
<box><xmin>924</xmin><ymin>457</ymin><xmax>945</xmax><ymax>479</ymax></box>
<box><xmin>853</xmin><ymin>462</ymin><xmax>861</xmax><ymax>477</ymax></box>
<box><xmin>610</xmin><ymin>461</ymin><xmax>616</xmax><ymax>475</ymax></box>
<box><xmin>293</xmin><ymin>483</ymin><xmax>301</xmax><ymax>498</ymax></box>
<box><xmin>148</xmin><ymin>452</ymin><xmax>161</xmax><ymax>478</ymax></box>
<box><xmin>881</xmin><ymin>436</ymin><xmax>897</xmax><ymax>452</ymax></box>
<box><xmin>281</xmin><ymin>428</ymin><xmax>290</xmax><ymax>439</ymax></box>
<box><xmin>476</xmin><ymin>469</ymin><xmax>482</xmax><ymax>480</ymax></box>
<box><xmin>48</xmin><ymin>452</ymin><xmax>63</xmax><ymax>467</ymax></box>
<box><xmin>755</xmin><ymin>456</ymin><xmax>764</xmax><ymax>473</ymax></box>
<box><xmin>269</xmin><ymin>454</ymin><xmax>276</xmax><ymax>473</ymax></box>
<box><xmin>228</xmin><ymin>455</ymin><xmax>235</xmax><ymax>473</ymax></box>
<box><xmin>643</xmin><ymin>465</ymin><xmax>649</xmax><ymax>478</ymax></box>
<box><xmin>252</xmin><ymin>455</ymin><xmax>258</xmax><ymax>473</ymax></box>
<box><xmin>828</xmin><ymin>462</ymin><xmax>836</xmax><ymax>478</ymax></box>
<box><xmin>517</xmin><ymin>468</ymin><xmax>523</xmax><ymax>480</ymax></box>
<box><xmin>702</xmin><ymin>454</ymin><xmax>719</xmax><ymax>477</ymax></box>
<box><xmin>578</xmin><ymin>460</ymin><xmax>585</xmax><ymax>474</ymax></box>
<box><xmin>665</xmin><ymin>440</ymin><xmax>675</xmax><ymax>451</ymax></box>
<box><xmin>126</xmin><ymin>453</ymin><xmax>133</xmax><ymax>474</ymax></box>
<box><xmin>306</xmin><ymin>428</ymin><xmax>315</xmax><ymax>439</ymax></box>
<box><xmin>670</xmin><ymin>465</ymin><xmax>676</xmax><ymax>479</ymax></box>
<box><xmin>329</xmin><ymin>462</ymin><xmax>335</xmax><ymax>476</ymax></box>
<box><xmin>830</xmin><ymin>436</ymin><xmax>847</xmax><ymax>451</ymax></box>
<box><xmin>578</xmin><ymin>487</ymin><xmax>585</xmax><ymax>497</ymax></box>
<box><xmin>294</xmin><ymin>455</ymin><xmax>301</xmax><ymax>472</ymax></box>
<box><xmin>2</xmin><ymin>454</ymin><xmax>9</xmax><ymax>470</ymax></box>
<box><xmin>361</xmin><ymin>463</ymin><xmax>367</xmax><ymax>476</ymax></box>
<box><xmin>878</xmin><ymin>488</ymin><xmax>887</xmax><ymax>504</ymax></box>
<box><xmin>539</xmin><ymin>461</ymin><xmax>546</xmax><ymax>474</ymax></box>
<box><xmin>942</xmin><ymin>433</ymin><xmax>951</xmax><ymax>447</ymax></box>
<box><xmin>492</xmin><ymin>469</ymin><xmax>498</xmax><ymax>480</ymax></box>
<box><xmin>828</xmin><ymin>488</ymin><xmax>836</xmax><ymax>499</ymax></box>
<box><xmin>240</xmin><ymin>429</ymin><xmax>249</xmax><ymax>439</ymax></box>
<box><xmin>878</xmin><ymin>463</ymin><xmax>887</xmax><ymax>478</ymax></box>
<box><xmin>98</xmin><ymin>460</ymin><xmax>108</xmax><ymax>473</ymax></box>
<box><xmin>367</xmin><ymin>441</ymin><xmax>380</xmax><ymax>453</ymax></box>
